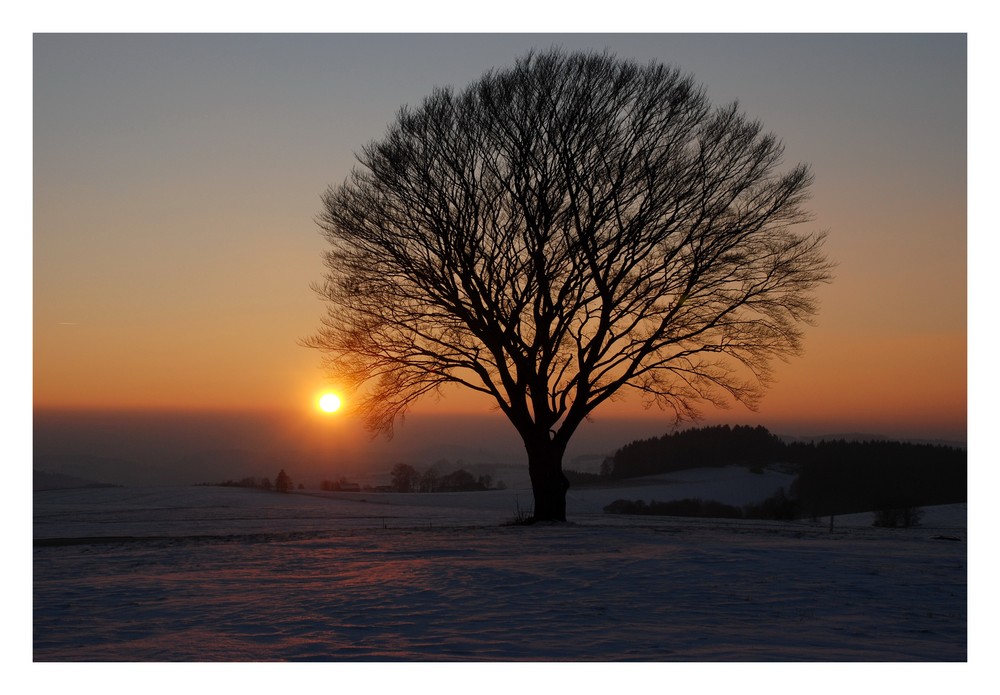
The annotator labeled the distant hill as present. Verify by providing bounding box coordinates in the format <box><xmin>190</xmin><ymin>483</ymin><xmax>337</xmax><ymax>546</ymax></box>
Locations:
<box><xmin>606</xmin><ymin>424</ymin><xmax>785</xmax><ymax>479</ymax></box>
<box><xmin>34</xmin><ymin>469</ymin><xmax>118</xmax><ymax>491</ymax></box>
<box><xmin>601</xmin><ymin>424</ymin><xmax>967</xmax><ymax>518</ymax></box>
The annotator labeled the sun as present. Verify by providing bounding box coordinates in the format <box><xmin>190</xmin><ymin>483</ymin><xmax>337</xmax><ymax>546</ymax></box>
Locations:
<box><xmin>318</xmin><ymin>393</ymin><xmax>342</xmax><ymax>413</ymax></box>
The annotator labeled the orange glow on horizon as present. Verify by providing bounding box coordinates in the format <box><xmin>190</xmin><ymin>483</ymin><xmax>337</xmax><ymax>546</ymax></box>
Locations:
<box><xmin>30</xmin><ymin>35</ymin><xmax>968</xmax><ymax>445</ymax></box>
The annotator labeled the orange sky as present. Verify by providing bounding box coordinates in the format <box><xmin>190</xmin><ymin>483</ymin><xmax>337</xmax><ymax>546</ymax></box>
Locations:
<box><xmin>32</xmin><ymin>34</ymin><xmax>968</xmax><ymax>443</ymax></box>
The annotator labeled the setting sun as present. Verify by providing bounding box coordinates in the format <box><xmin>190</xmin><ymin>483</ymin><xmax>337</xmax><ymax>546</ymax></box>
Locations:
<box><xmin>318</xmin><ymin>393</ymin><xmax>342</xmax><ymax>413</ymax></box>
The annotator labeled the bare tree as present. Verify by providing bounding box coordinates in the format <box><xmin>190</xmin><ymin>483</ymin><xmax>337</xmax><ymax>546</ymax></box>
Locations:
<box><xmin>419</xmin><ymin>465</ymin><xmax>440</xmax><ymax>493</ymax></box>
<box><xmin>390</xmin><ymin>463</ymin><xmax>420</xmax><ymax>493</ymax></box>
<box><xmin>306</xmin><ymin>50</ymin><xmax>831</xmax><ymax>521</ymax></box>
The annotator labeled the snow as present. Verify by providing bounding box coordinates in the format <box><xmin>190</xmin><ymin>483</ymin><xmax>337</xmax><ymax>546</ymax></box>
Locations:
<box><xmin>34</xmin><ymin>482</ymin><xmax>966</xmax><ymax>664</ymax></box>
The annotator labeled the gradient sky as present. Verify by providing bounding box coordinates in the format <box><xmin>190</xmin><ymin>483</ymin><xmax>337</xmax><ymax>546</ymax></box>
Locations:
<box><xmin>33</xmin><ymin>33</ymin><xmax>967</xmax><ymax>442</ymax></box>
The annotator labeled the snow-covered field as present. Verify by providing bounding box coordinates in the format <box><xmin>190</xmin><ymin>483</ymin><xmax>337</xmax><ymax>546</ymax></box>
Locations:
<box><xmin>33</xmin><ymin>479</ymin><xmax>966</xmax><ymax>662</ymax></box>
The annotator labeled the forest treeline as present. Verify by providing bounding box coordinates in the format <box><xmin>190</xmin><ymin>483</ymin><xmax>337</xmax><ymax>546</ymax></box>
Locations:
<box><xmin>206</xmin><ymin>468</ymin><xmax>298</xmax><ymax>492</ymax></box>
<box><xmin>600</xmin><ymin>425</ymin><xmax>967</xmax><ymax>521</ymax></box>
<box><xmin>386</xmin><ymin>462</ymin><xmax>504</xmax><ymax>493</ymax></box>
<box><xmin>604</xmin><ymin>425</ymin><xmax>786</xmax><ymax>478</ymax></box>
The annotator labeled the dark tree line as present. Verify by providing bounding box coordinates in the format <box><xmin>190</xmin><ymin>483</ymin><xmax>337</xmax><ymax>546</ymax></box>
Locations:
<box><xmin>213</xmin><ymin>476</ymin><xmax>274</xmax><ymax>490</ymax></box>
<box><xmin>605</xmin><ymin>488</ymin><xmax>804</xmax><ymax>522</ymax></box>
<box><xmin>320</xmin><ymin>477</ymin><xmax>359</xmax><ymax>491</ymax></box>
<box><xmin>390</xmin><ymin>462</ymin><xmax>497</xmax><ymax>493</ymax></box>
<box><xmin>601</xmin><ymin>424</ymin><xmax>966</xmax><ymax>520</ymax></box>
<box><xmin>604</xmin><ymin>424</ymin><xmax>784</xmax><ymax>478</ymax></box>
<box><xmin>210</xmin><ymin>469</ymin><xmax>297</xmax><ymax>492</ymax></box>
<box><xmin>788</xmin><ymin>440</ymin><xmax>966</xmax><ymax>518</ymax></box>
<box><xmin>605</xmin><ymin>497</ymin><xmax>745</xmax><ymax>519</ymax></box>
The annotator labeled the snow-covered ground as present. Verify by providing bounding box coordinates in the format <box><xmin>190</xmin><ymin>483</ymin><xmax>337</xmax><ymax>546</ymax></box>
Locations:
<box><xmin>33</xmin><ymin>480</ymin><xmax>966</xmax><ymax>662</ymax></box>
<box><xmin>31</xmin><ymin>464</ymin><xmax>802</xmax><ymax>539</ymax></box>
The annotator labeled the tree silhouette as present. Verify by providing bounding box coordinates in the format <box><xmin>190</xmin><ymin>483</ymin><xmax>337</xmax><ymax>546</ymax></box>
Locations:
<box><xmin>419</xmin><ymin>465</ymin><xmax>440</xmax><ymax>493</ymax></box>
<box><xmin>437</xmin><ymin>468</ymin><xmax>479</xmax><ymax>492</ymax></box>
<box><xmin>390</xmin><ymin>463</ymin><xmax>420</xmax><ymax>493</ymax></box>
<box><xmin>306</xmin><ymin>50</ymin><xmax>831</xmax><ymax>521</ymax></box>
<box><xmin>274</xmin><ymin>469</ymin><xmax>292</xmax><ymax>493</ymax></box>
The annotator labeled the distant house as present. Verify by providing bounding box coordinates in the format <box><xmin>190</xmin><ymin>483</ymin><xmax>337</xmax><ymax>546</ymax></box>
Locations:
<box><xmin>340</xmin><ymin>482</ymin><xmax>361</xmax><ymax>492</ymax></box>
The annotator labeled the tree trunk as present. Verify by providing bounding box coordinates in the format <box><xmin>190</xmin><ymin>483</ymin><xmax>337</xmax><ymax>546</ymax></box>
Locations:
<box><xmin>525</xmin><ymin>438</ymin><xmax>570</xmax><ymax>522</ymax></box>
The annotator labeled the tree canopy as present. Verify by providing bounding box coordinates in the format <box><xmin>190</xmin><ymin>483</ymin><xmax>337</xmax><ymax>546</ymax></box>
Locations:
<box><xmin>306</xmin><ymin>49</ymin><xmax>831</xmax><ymax>520</ymax></box>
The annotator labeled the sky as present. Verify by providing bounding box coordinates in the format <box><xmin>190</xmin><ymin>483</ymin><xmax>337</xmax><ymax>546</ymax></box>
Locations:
<box><xmin>32</xmin><ymin>33</ymin><xmax>967</xmax><ymax>451</ymax></box>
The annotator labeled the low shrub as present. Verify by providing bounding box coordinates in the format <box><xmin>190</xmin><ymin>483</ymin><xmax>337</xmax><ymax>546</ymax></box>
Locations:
<box><xmin>603</xmin><ymin>497</ymin><xmax>742</xmax><ymax>519</ymax></box>
<box><xmin>872</xmin><ymin>506</ymin><xmax>923</xmax><ymax>528</ymax></box>
<box><xmin>743</xmin><ymin>487</ymin><xmax>798</xmax><ymax>520</ymax></box>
